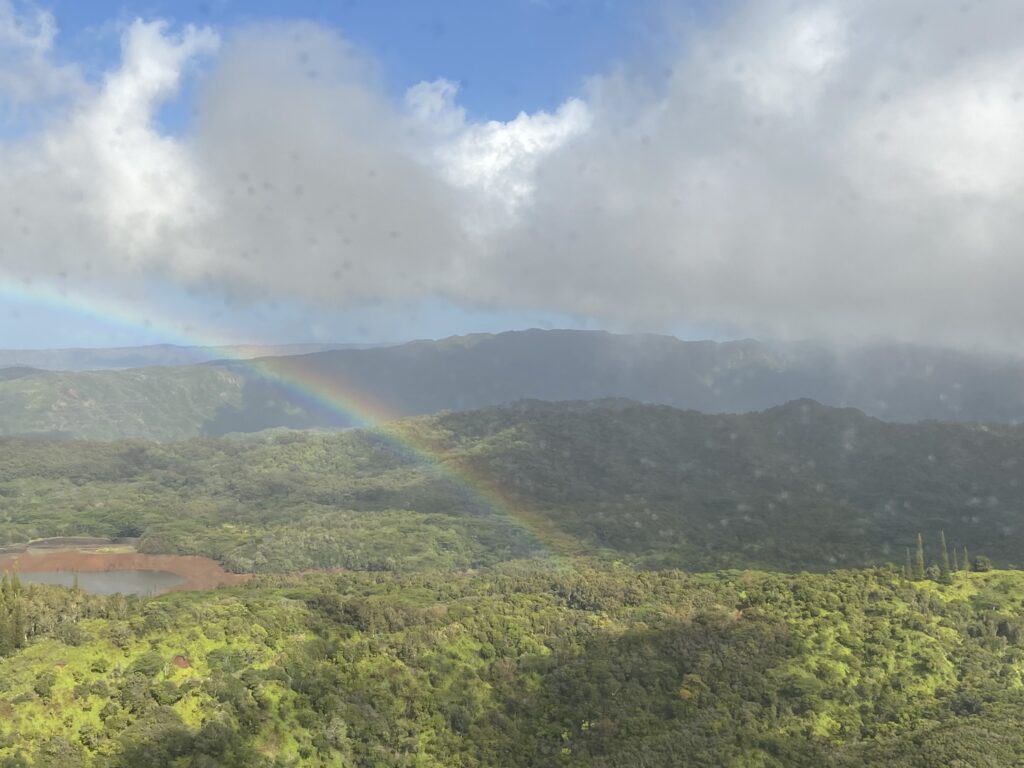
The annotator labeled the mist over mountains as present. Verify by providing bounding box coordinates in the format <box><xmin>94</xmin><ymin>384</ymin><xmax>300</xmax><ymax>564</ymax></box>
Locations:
<box><xmin>0</xmin><ymin>342</ymin><xmax>385</xmax><ymax>371</ymax></box>
<box><xmin>1</xmin><ymin>329</ymin><xmax>1023</xmax><ymax>440</ymax></box>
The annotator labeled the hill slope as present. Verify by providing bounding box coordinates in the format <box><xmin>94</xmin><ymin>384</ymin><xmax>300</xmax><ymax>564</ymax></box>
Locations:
<box><xmin>2</xmin><ymin>399</ymin><xmax>1021</xmax><ymax>571</ymax></box>
<box><xmin>3</xmin><ymin>564</ymin><xmax>1024</xmax><ymax>767</ymax></box>
<box><xmin>0</xmin><ymin>341</ymin><xmax>383</xmax><ymax>371</ymax></box>
<box><xmin>0</xmin><ymin>365</ymin><xmax>246</xmax><ymax>440</ymax></box>
<box><xmin>5</xmin><ymin>330</ymin><xmax>1024</xmax><ymax>439</ymax></box>
<box><xmin>1</xmin><ymin>400</ymin><xmax>1024</xmax><ymax>765</ymax></box>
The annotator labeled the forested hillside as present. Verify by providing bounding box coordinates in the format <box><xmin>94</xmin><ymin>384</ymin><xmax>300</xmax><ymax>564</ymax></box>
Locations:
<box><xmin>3</xmin><ymin>563</ymin><xmax>1024</xmax><ymax>766</ymax></box>
<box><xmin>2</xmin><ymin>400</ymin><xmax>1020</xmax><ymax>571</ymax></box>
<box><xmin>1</xmin><ymin>400</ymin><xmax>1023</xmax><ymax>765</ymax></box>
<box><xmin>0</xmin><ymin>365</ymin><xmax>246</xmax><ymax>441</ymax></box>
<box><xmin>4</xmin><ymin>330</ymin><xmax>1024</xmax><ymax>440</ymax></box>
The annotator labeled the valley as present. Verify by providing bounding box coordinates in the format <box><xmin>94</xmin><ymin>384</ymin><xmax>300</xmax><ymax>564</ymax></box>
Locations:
<box><xmin>2</xmin><ymin>340</ymin><xmax>1024</xmax><ymax>766</ymax></box>
<box><xmin>2</xmin><ymin>398</ymin><xmax>1019</xmax><ymax>573</ymax></box>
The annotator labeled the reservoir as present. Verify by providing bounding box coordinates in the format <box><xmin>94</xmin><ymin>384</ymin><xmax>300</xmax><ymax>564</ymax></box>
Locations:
<box><xmin>19</xmin><ymin>569</ymin><xmax>186</xmax><ymax>596</ymax></box>
<box><xmin>0</xmin><ymin>549</ymin><xmax>250</xmax><ymax>594</ymax></box>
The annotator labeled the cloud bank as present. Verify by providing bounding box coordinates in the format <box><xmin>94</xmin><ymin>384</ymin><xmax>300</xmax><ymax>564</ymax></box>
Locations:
<box><xmin>2</xmin><ymin>0</ymin><xmax>1024</xmax><ymax>350</ymax></box>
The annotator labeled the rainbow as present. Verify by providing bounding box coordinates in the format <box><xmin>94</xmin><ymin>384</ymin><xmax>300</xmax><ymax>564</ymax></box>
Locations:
<box><xmin>1</xmin><ymin>280</ymin><xmax>575</xmax><ymax>559</ymax></box>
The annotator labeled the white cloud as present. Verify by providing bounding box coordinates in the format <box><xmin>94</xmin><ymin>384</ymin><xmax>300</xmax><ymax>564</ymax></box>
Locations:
<box><xmin>0</xmin><ymin>0</ymin><xmax>82</xmax><ymax>112</ymax></box>
<box><xmin>478</xmin><ymin>0</ymin><xmax>1024</xmax><ymax>349</ymax></box>
<box><xmin>692</xmin><ymin>2</ymin><xmax>848</xmax><ymax>116</ymax></box>
<box><xmin>406</xmin><ymin>78</ymin><xmax>590</xmax><ymax>230</ymax></box>
<box><xmin>4</xmin><ymin>0</ymin><xmax>1024</xmax><ymax>351</ymax></box>
<box><xmin>0</xmin><ymin>17</ymin><xmax>217</xmax><ymax>288</ymax></box>
<box><xmin>73</xmin><ymin>21</ymin><xmax>218</xmax><ymax>252</ymax></box>
<box><xmin>404</xmin><ymin>78</ymin><xmax>465</xmax><ymax>135</ymax></box>
<box><xmin>849</xmin><ymin>53</ymin><xmax>1024</xmax><ymax>199</ymax></box>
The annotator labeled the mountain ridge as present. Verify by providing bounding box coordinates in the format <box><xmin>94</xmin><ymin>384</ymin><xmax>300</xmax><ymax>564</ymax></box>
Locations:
<box><xmin>3</xmin><ymin>329</ymin><xmax>1024</xmax><ymax>439</ymax></box>
<box><xmin>0</xmin><ymin>341</ymin><xmax>391</xmax><ymax>371</ymax></box>
<box><xmin>3</xmin><ymin>397</ymin><xmax>1022</xmax><ymax>572</ymax></box>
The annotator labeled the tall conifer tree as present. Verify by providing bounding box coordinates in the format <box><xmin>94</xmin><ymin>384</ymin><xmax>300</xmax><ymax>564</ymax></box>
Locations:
<box><xmin>939</xmin><ymin>531</ymin><xmax>952</xmax><ymax>583</ymax></box>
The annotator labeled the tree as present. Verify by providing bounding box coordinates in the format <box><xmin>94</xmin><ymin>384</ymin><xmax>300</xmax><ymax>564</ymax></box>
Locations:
<box><xmin>952</xmin><ymin>547</ymin><xmax>960</xmax><ymax>573</ymax></box>
<box><xmin>11</xmin><ymin>602</ymin><xmax>25</xmax><ymax>649</ymax></box>
<box><xmin>33</xmin><ymin>670</ymin><xmax>57</xmax><ymax>699</ymax></box>
<box><xmin>0</xmin><ymin>613</ymin><xmax>14</xmax><ymax>656</ymax></box>
<box><xmin>972</xmin><ymin>555</ymin><xmax>992</xmax><ymax>573</ymax></box>
<box><xmin>939</xmin><ymin>531</ymin><xmax>952</xmax><ymax>584</ymax></box>
<box><xmin>914</xmin><ymin>534</ymin><xmax>926</xmax><ymax>580</ymax></box>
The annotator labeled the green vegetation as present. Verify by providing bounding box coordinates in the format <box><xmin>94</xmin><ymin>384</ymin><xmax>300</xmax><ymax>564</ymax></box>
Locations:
<box><xmin>0</xmin><ymin>366</ymin><xmax>246</xmax><ymax>441</ymax></box>
<box><xmin>2</xmin><ymin>398</ymin><xmax>1023</xmax><ymax>764</ymax></box>
<box><xmin>3</xmin><ymin>563</ymin><xmax>1024</xmax><ymax>765</ymax></box>
<box><xmin>5</xmin><ymin>330</ymin><xmax>1024</xmax><ymax>440</ymax></box>
<box><xmin>2</xmin><ymin>400</ymin><xmax>1022</xmax><ymax>572</ymax></box>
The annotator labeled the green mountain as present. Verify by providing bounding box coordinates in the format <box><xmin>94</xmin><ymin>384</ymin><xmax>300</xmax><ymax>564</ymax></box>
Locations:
<box><xmin>0</xmin><ymin>365</ymin><xmax>246</xmax><ymax>440</ymax></box>
<box><xmin>3</xmin><ymin>400</ymin><xmax>1024</xmax><ymax>766</ymax></box>
<box><xmin>2</xmin><ymin>399</ymin><xmax>1020</xmax><ymax>572</ymax></box>
<box><xmin>5</xmin><ymin>330</ymin><xmax>1024</xmax><ymax>440</ymax></box>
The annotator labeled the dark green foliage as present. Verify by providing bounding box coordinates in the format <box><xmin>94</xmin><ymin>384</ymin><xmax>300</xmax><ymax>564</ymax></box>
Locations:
<box><xmin>974</xmin><ymin>555</ymin><xmax>993</xmax><ymax>572</ymax></box>
<box><xmin>914</xmin><ymin>534</ymin><xmax>926</xmax><ymax>580</ymax></box>
<box><xmin>32</xmin><ymin>671</ymin><xmax>56</xmax><ymax>699</ymax></box>
<box><xmin>0</xmin><ymin>400</ymin><xmax>1021</xmax><ymax>572</ymax></box>
<box><xmin>0</xmin><ymin>574</ymin><xmax>26</xmax><ymax>655</ymax></box>
<box><xmin>127</xmin><ymin>651</ymin><xmax>166</xmax><ymax>679</ymax></box>
<box><xmin>939</xmin><ymin>531</ymin><xmax>952</xmax><ymax>583</ymax></box>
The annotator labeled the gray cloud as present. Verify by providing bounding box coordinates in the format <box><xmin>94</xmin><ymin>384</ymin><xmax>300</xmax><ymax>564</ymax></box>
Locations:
<box><xmin>488</xmin><ymin>0</ymin><xmax>1024</xmax><ymax>349</ymax></box>
<box><xmin>3</xmin><ymin>1</ymin><xmax>1024</xmax><ymax>351</ymax></box>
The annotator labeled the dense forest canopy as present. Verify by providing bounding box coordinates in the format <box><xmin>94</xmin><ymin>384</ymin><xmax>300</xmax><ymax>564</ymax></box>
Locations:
<box><xmin>1</xmin><ymin>399</ymin><xmax>1020</xmax><ymax>571</ymax></box>
<box><xmin>3</xmin><ymin>563</ymin><xmax>1024</xmax><ymax>766</ymax></box>
<box><xmin>0</xmin><ymin>399</ymin><xmax>1021</xmax><ymax>765</ymax></box>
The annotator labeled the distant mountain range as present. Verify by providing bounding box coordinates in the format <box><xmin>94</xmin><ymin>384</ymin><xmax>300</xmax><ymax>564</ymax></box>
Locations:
<box><xmin>2</xmin><ymin>329</ymin><xmax>1024</xmax><ymax>439</ymax></box>
<box><xmin>0</xmin><ymin>342</ymin><xmax>387</xmax><ymax>371</ymax></box>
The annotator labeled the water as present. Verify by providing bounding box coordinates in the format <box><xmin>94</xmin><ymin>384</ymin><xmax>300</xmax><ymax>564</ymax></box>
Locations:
<box><xmin>19</xmin><ymin>570</ymin><xmax>185</xmax><ymax>596</ymax></box>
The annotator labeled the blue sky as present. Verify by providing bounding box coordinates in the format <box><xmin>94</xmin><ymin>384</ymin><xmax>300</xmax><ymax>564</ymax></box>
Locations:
<box><xmin>1</xmin><ymin>0</ymin><xmax>697</xmax><ymax>349</ymax></box>
<box><xmin>45</xmin><ymin>0</ymin><xmax>664</xmax><ymax>123</ymax></box>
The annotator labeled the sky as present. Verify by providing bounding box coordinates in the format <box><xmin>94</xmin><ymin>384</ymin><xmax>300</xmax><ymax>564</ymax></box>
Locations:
<box><xmin>1</xmin><ymin>0</ymin><xmax>1024</xmax><ymax>352</ymax></box>
<box><xmin>0</xmin><ymin>0</ymin><xmax>683</xmax><ymax>347</ymax></box>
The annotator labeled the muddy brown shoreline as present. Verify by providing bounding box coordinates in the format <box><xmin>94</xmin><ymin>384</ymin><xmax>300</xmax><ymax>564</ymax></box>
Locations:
<box><xmin>0</xmin><ymin>550</ymin><xmax>251</xmax><ymax>592</ymax></box>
